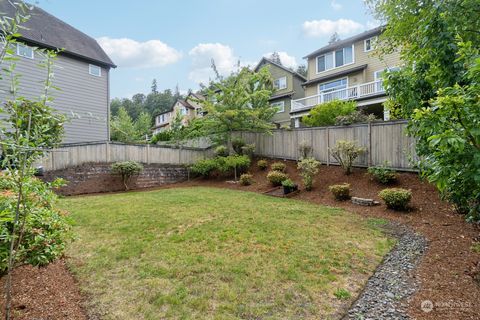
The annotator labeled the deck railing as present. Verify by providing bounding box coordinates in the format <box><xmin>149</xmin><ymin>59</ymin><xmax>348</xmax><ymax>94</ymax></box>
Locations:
<box><xmin>292</xmin><ymin>80</ymin><xmax>385</xmax><ymax>112</ymax></box>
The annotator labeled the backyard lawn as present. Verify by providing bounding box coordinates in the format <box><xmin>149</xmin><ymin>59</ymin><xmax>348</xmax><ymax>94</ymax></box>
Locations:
<box><xmin>62</xmin><ymin>187</ymin><xmax>394</xmax><ymax>320</ymax></box>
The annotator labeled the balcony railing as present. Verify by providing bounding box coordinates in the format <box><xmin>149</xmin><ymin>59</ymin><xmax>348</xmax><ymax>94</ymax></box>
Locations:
<box><xmin>292</xmin><ymin>80</ymin><xmax>385</xmax><ymax>112</ymax></box>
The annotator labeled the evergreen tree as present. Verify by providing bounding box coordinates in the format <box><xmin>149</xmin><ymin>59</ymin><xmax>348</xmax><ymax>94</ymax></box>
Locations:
<box><xmin>270</xmin><ymin>52</ymin><xmax>282</xmax><ymax>65</ymax></box>
<box><xmin>151</xmin><ymin>79</ymin><xmax>158</xmax><ymax>94</ymax></box>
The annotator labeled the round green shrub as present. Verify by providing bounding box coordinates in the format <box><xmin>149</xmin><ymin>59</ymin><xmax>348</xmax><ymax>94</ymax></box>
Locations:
<box><xmin>239</xmin><ymin>173</ymin><xmax>254</xmax><ymax>186</ymax></box>
<box><xmin>368</xmin><ymin>163</ymin><xmax>397</xmax><ymax>184</ymax></box>
<box><xmin>111</xmin><ymin>161</ymin><xmax>144</xmax><ymax>190</ymax></box>
<box><xmin>379</xmin><ymin>188</ymin><xmax>412</xmax><ymax>211</ymax></box>
<box><xmin>267</xmin><ymin>170</ymin><xmax>288</xmax><ymax>186</ymax></box>
<box><xmin>328</xmin><ymin>183</ymin><xmax>351</xmax><ymax>201</ymax></box>
<box><xmin>271</xmin><ymin>162</ymin><xmax>286</xmax><ymax>172</ymax></box>
<box><xmin>190</xmin><ymin>158</ymin><xmax>218</xmax><ymax>177</ymax></box>
<box><xmin>257</xmin><ymin>159</ymin><xmax>268</xmax><ymax>170</ymax></box>
<box><xmin>232</xmin><ymin>137</ymin><xmax>246</xmax><ymax>154</ymax></box>
<box><xmin>214</xmin><ymin>145</ymin><xmax>229</xmax><ymax>157</ymax></box>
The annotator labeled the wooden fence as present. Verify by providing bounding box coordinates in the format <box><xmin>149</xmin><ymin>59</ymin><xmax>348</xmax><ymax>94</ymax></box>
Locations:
<box><xmin>37</xmin><ymin>142</ymin><xmax>214</xmax><ymax>171</ymax></box>
<box><xmin>234</xmin><ymin>120</ymin><xmax>418</xmax><ymax>171</ymax></box>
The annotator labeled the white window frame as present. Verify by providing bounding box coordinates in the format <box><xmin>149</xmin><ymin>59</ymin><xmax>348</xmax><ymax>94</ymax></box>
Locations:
<box><xmin>316</xmin><ymin>44</ymin><xmax>354</xmax><ymax>74</ymax></box>
<box><xmin>16</xmin><ymin>43</ymin><xmax>34</xmax><ymax>59</ymax></box>
<box><xmin>180</xmin><ymin>107</ymin><xmax>188</xmax><ymax>116</ymax></box>
<box><xmin>271</xmin><ymin>101</ymin><xmax>285</xmax><ymax>113</ymax></box>
<box><xmin>374</xmin><ymin>66</ymin><xmax>400</xmax><ymax>80</ymax></box>
<box><xmin>89</xmin><ymin>64</ymin><xmax>102</xmax><ymax>77</ymax></box>
<box><xmin>364</xmin><ymin>37</ymin><xmax>377</xmax><ymax>52</ymax></box>
<box><xmin>274</xmin><ymin>76</ymin><xmax>287</xmax><ymax>90</ymax></box>
<box><xmin>317</xmin><ymin>77</ymin><xmax>348</xmax><ymax>94</ymax></box>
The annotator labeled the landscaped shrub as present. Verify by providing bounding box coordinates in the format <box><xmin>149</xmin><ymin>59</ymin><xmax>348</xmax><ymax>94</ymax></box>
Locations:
<box><xmin>368</xmin><ymin>162</ymin><xmax>397</xmax><ymax>184</ymax></box>
<box><xmin>190</xmin><ymin>158</ymin><xmax>219</xmax><ymax>177</ymax></box>
<box><xmin>267</xmin><ymin>170</ymin><xmax>288</xmax><ymax>186</ymax></box>
<box><xmin>257</xmin><ymin>159</ymin><xmax>268</xmax><ymax>170</ymax></box>
<box><xmin>281</xmin><ymin>178</ymin><xmax>298</xmax><ymax>194</ymax></box>
<box><xmin>379</xmin><ymin>188</ymin><xmax>412</xmax><ymax>211</ymax></box>
<box><xmin>231</xmin><ymin>137</ymin><xmax>246</xmax><ymax>155</ymax></box>
<box><xmin>297</xmin><ymin>157</ymin><xmax>320</xmax><ymax>191</ymax></box>
<box><xmin>215</xmin><ymin>145</ymin><xmax>229</xmax><ymax>157</ymax></box>
<box><xmin>302</xmin><ymin>100</ymin><xmax>357</xmax><ymax>127</ymax></box>
<box><xmin>241</xmin><ymin>143</ymin><xmax>255</xmax><ymax>158</ymax></box>
<box><xmin>335</xmin><ymin>111</ymin><xmax>377</xmax><ymax>126</ymax></box>
<box><xmin>218</xmin><ymin>155</ymin><xmax>251</xmax><ymax>180</ymax></box>
<box><xmin>330</xmin><ymin>140</ymin><xmax>366</xmax><ymax>175</ymax></box>
<box><xmin>329</xmin><ymin>183</ymin><xmax>351</xmax><ymax>201</ymax></box>
<box><xmin>111</xmin><ymin>161</ymin><xmax>144</xmax><ymax>190</ymax></box>
<box><xmin>0</xmin><ymin>174</ymin><xmax>72</xmax><ymax>272</ymax></box>
<box><xmin>298</xmin><ymin>141</ymin><xmax>313</xmax><ymax>159</ymax></box>
<box><xmin>239</xmin><ymin>173</ymin><xmax>254</xmax><ymax>186</ymax></box>
<box><xmin>151</xmin><ymin>130</ymin><xmax>173</xmax><ymax>144</ymax></box>
<box><xmin>271</xmin><ymin>162</ymin><xmax>286</xmax><ymax>172</ymax></box>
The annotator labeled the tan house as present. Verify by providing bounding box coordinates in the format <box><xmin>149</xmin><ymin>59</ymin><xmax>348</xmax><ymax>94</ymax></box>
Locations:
<box><xmin>152</xmin><ymin>93</ymin><xmax>205</xmax><ymax>134</ymax></box>
<box><xmin>292</xmin><ymin>26</ymin><xmax>400</xmax><ymax>127</ymax></box>
<box><xmin>254</xmin><ymin>57</ymin><xmax>306</xmax><ymax>128</ymax></box>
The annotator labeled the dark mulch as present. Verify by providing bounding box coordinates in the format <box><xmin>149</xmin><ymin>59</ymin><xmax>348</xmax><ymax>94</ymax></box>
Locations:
<box><xmin>1</xmin><ymin>159</ymin><xmax>479</xmax><ymax>319</ymax></box>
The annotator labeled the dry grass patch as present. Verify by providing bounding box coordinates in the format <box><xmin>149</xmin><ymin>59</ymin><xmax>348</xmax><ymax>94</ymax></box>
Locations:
<box><xmin>62</xmin><ymin>187</ymin><xmax>394</xmax><ymax>319</ymax></box>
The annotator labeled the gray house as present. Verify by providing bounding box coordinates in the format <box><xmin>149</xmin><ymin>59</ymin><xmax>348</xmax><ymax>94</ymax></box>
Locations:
<box><xmin>0</xmin><ymin>2</ymin><xmax>116</xmax><ymax>143</ymax></box>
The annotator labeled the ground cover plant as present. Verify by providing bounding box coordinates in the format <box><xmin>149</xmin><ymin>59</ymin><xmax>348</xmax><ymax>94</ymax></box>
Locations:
<box><xmin>62</xmin><ymin>187</ymin><xmax>394</xmax><ymax>320</ymax></box>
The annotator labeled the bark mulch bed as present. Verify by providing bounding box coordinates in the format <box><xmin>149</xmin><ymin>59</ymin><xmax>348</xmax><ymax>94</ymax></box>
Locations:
<box><xmin>1</xmin><ymin>159</ymin><xmax>479</xmax><ymax>319</ymax></box>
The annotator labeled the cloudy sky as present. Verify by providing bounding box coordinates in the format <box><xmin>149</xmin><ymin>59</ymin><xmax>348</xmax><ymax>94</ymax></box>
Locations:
<box><xmin>36</xmin><ymin>0</ymin><xmax>378</xmax><ymax>99</ymax></box>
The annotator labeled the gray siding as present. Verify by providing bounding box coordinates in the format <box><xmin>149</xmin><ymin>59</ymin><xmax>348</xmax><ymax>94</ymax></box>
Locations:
<box><xmin>0</xmin><ymin>51</ymin><xmax>109</xmax><ymax>143</ymax></box>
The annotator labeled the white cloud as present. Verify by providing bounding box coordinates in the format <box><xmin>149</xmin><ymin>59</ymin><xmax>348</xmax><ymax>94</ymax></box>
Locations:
<box><xmin>330</xmin><ymin>0</ymin><xmax>342</xmax><ymax>10</ymax></box>
<box><xmin>302</xmin><ymin>19</ymin><xmax>364</xmax><ymax>37</ymax></box>
<box><xmin>188</xmin><ymin>43</ymin><xmax>250</xmax><ymax>84</ymax></box>
<box><xmin>96</xmin><ymin>37</ymin><xmax>182</xmax><ymax>69</ymax></box>
<box><xmin>263</xmin><ymin>52</ymin><xmax>298</xmax><ymax>69</ymax></box>
<box><xmin>366</xmin><ymin>20</ymin><xmax>381</xmax><ymax>30</ymax></box>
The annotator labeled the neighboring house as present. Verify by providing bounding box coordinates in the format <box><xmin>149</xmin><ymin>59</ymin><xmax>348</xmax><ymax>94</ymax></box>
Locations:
<box><xmin>292</xmin><ymin>26</ymin><xmax>400</xmax><ymax>127</ymax></box>
<box><xmin>254</xmin><ymin>57</ymin><xmax>306</xmax><ymax>128</ymax></box>
<box><xmin>0</xmin><ymin>2</ymin><xmax>116</xmax><ymax>143</ymax></box>
<box><xmin>152</xmin><ymin>93</ymin><xmax>205</xmax><ymax>134</ymax></box>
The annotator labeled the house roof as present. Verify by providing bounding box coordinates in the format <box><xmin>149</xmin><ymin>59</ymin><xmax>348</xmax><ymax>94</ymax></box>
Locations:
<box><xmin>0</xmin><ymin>2</ymin><xmax>116</xmax><ymax>68</ymax></box>
<box><xmin>270</xmin><ymin>91</ymin><xmax>295</xmax><ymax>100</ymax></box>
<box><xmin>303</xmin><ymin>26</ymin><xmax>385</xmax><ymax>59</ymax></box>
<box><xmin>254</xmin><ymin>57</ymin><xmax>307</xmax><ymax>81</ymax></box>
<box><xmin>187</xmin><ymin>92</ymin><xmax>205</xmax><ymax>101</ymax></box>
<box><xmin>154</xmin><ymin>98</ymin><xmax>194</xmax><ymax>118</ymax></box>
<box><xmin>302</xmin><ymin>64</ymin><xmax>368</xmax><ymax>86</ymax></box>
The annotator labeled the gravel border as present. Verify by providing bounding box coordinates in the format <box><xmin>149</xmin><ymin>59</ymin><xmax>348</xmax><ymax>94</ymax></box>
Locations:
<box><xmin>344</xmin><ymin>221</ymin><xmax>428</xmax><ymax>320</ymax></box>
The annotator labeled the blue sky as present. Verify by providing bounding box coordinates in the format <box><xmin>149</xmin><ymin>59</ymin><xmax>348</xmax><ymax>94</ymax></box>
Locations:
<box><xmin>35</xmin><ymin>0</ymin><xmax>377</xmax><ymax>99</ymax></box>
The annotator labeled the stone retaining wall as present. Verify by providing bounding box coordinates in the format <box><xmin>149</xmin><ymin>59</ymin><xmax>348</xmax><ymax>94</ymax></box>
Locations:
<box><xmin>41</xmin><ymin>163</ymin><xmax>188</xmax><ymax>195</ymax></box>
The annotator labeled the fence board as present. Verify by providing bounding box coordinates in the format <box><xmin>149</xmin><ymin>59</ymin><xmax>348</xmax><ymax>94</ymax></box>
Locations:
<box><xmin>238</xmin><ymin>120</ymin><xmax>417</xmax><ymax>171</ymax></box>
<box><xmin>37</xmin><ymin>142</ymin><xmax>212</xmax><ymax>171</ymax></box>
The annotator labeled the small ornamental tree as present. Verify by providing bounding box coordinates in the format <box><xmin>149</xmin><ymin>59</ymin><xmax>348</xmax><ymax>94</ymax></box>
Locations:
<box><xmin>111</xmin><ymin>161</ymin><xmax>144</xmax><ymax>190</ymax></box>
<box><xmin>330</xmin><ymin>140</ymin><xmax>366</xmax><ymax>175</ymax></box>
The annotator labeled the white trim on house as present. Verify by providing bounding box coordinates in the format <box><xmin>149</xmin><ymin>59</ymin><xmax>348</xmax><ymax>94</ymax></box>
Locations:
<box><xmin>315</xmin><ymin>43</ymin><xmax>355</xmax><ymax>74</ymax></box>
<box><xmin>16</xmin><ymin>43</ymin><xmax>34</xmax><ymax>59</ymax></box>
<box><xmin>317</xmin><ymin>77</ymin><xmax>349</xmax><ymax>95</ymax></box>
<box><xmin>271</xmin><ymin>100</ymin><xmax>285</xmax><ymax>113</ymax></box>
<box><xmin>89</xmin><ymin>64</ymin><xmax>102</xmax><ymax>77</ymax></box>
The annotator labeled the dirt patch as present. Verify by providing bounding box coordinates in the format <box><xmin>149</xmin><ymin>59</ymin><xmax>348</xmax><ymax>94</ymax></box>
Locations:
<box><xmin>0</xmin><ymin>260</ymin><xmax>87</xmax><ymax>320</ymax></box>
<box><xmin>1</xmin><ymin>159</ymin><xmax>479</xmax><ymax>319</ymax></box>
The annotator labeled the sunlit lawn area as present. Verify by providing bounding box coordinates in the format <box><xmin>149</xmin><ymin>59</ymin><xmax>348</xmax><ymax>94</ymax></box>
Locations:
<box><xmin>62</xmin><ymin>187</ymin><xmax>394</xmax><ymax>320</ymax></box>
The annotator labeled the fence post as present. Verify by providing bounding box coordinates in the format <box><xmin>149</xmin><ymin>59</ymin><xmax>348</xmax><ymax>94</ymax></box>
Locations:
<box><xmin>106</xmin><ymin>142</ymin><xmax>110</xmax><ymax>163</ymax></box>
<box><xmin>368</xmin><ymin>122</ymin><xmax>372</xmax><ymax>167</ymax></box>
<box><xmin>326</xmin><ymin>127</ymin><xmax>330</xmax><ymax>166</ymax></box>
<box><xmin>146</xmin><ymin>144</ymin><xmax>150</xmax><ymax>164</ymax></box>
<box><xmin>51</xmin><ymin>150</ymin><xmax>55</xmax><ymax>171</ymax></box>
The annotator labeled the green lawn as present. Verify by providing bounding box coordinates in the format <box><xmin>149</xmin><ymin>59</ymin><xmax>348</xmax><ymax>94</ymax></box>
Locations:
<box><xmin>62</xmin><ymin>187</ymin><xmax>394</xmax><ymax>320</ymax></box>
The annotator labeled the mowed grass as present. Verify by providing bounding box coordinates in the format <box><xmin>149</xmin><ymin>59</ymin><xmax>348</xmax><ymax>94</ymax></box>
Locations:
<box><xmin>62</xmin><ymin>187</ymin><xmax>394</xmax><ymax>320</ymax></box>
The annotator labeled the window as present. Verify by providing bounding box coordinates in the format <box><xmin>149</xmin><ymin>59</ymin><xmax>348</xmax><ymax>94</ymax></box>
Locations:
<box><xmin>180</xmin><ymin>107</ymin><xmax>188</xmax><ymax>116</ymax></box>
<box><xmin>318</xmin><ymin>78</ymin><xmax>348</xmax><ymax>93</ymax></box>
<box><xmin>274</xmin><ymin>76</ymin><xmax>287</xmax><ymax>90</ymax></box>
<box><xmin>364</xmin><ymin>37</ymin><xmax>377</xmax><ymax>52</ymax></box>
<box><xmin>374</xmin><ymin>67</ymin><xmax>400</xmax><ymax>80</ymax></box>
<box><xmin>316</xmin><ymin>45</ymin><xmax>353</xmax><ymax>73</ymax></box>
<box><xmin>16</xmin><ymin>43</ymin><xmax>34</xmax><ymax>59</ymax></box>
<box><xmin>89</xmin><ymin>64</ymin><xmax>101</xmax><ymax>77</ymax></box>
<box><xmin>271</xmin><ymin>101</ymin><xmax>285</xmax><ymax>113</ymax></box>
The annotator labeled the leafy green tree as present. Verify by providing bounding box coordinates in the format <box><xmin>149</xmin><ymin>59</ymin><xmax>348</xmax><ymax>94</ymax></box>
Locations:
<box><xmin>110</xmin><ymin>107</ymin><xmax>136</xmax><ymax>143</ymax></box>
<box><xmin>368</xmin><ymin>0</ymin><xmax>480</xmax><ymax>220</ymax></box>
<box><xmin>302</xmin><ymin>100</ymin><xmax>356</xmax><ymax>127</ymax></box>
<box><xmin>135</xmin><ymin>112</ymin><xmax>152</xmax><ymax>140</ymax></box>
<box><xmin>198</xmin><ymin>66</ymin><xmax>276</xmax><ymax>146</ymax></box>
<box><xmin>296</xmin><ymin>64</ymin><xmax>307</xmax><ymax>77</ymax></box>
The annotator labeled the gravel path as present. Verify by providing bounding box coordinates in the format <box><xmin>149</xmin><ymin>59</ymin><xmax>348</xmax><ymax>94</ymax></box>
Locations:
<box><xmin>344</xmin><ymin>222</ymin><xmax>428</xmax><ymax>320</ymax></box>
